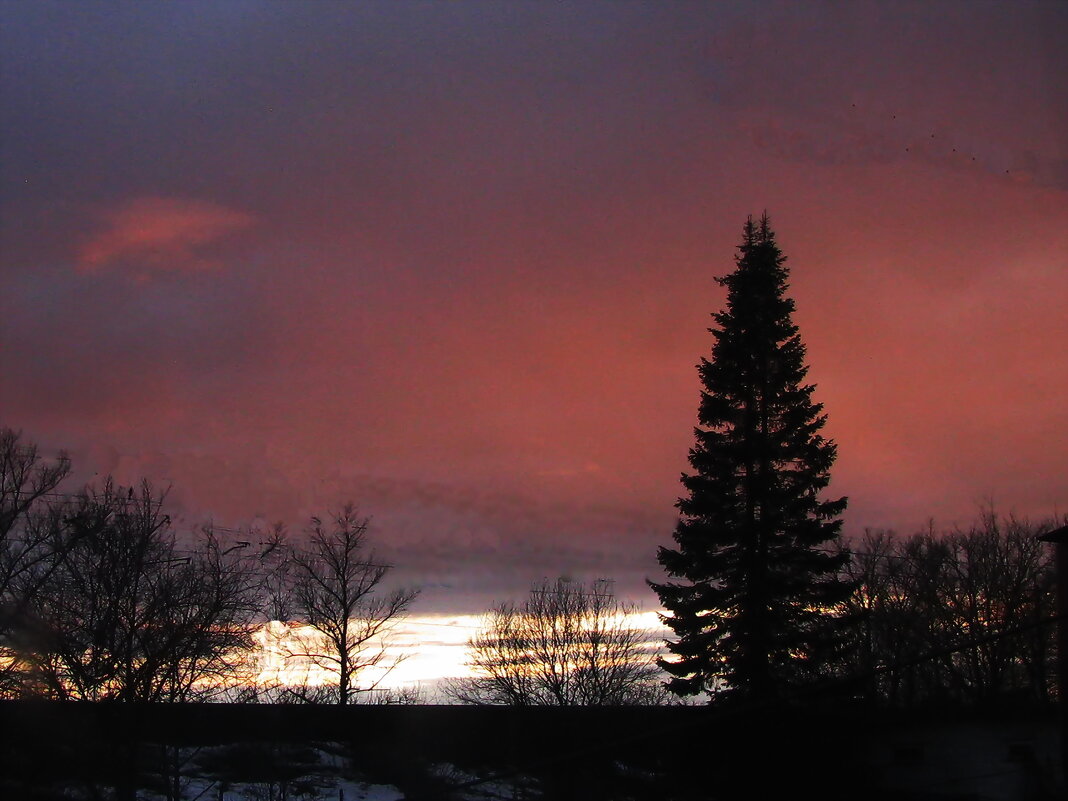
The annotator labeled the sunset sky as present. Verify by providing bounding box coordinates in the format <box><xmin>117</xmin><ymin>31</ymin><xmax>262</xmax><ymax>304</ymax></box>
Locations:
<box><xmin>2</xmin><ymin>2</ymin><xmax>1066</xmax><ymax>615</ymax></box>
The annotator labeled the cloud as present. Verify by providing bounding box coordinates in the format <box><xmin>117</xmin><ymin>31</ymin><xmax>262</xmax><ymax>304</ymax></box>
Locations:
<box><xmin>5</xmin><ymin>2</ymin><xmax>1066</xmax><ymax>616</ymax></box>
<box><xmin>744</xmin><ymin>111</ymin><xmax>1068</xmax><ymax>191</ymax></box>
<box><xmin>77</xmin><ymin>196</ymin><xmax>254</xmax><ymax>275</ymax></box>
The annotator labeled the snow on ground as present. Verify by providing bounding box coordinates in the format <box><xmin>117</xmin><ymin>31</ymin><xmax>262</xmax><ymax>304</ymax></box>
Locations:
<box><xmin>122</xmin><ymin>744</ymin><xmax>538</xmax><ymax>801</ymax></box>
<box><xmin>429</xmin><ymin>763</ymin><xmax>539</xmax><ymax>800</ymax></box>
<box><xmin>126</xmin><ymin>743</ymin><xmax>407</xmax><ymax>801</ymax></box>
<box><xmin>152</xmin><ymin>777</ymin><xmax>404</xmax><ymax>800</ymax></box>
<box><xmin>131</xmin><ymin>761</ymin><xmax>533</xmax><ymax>801</ymax></box>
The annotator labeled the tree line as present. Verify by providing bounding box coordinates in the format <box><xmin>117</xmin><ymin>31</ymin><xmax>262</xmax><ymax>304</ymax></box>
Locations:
<box><xmin>0</xmin><ymin>425</ymin><xmax>664</xmax><ymax>706</ymax></box>
<box><xmin>840</xmin><ymin>514</ymin><xmax>1056</xmax><ymax>706</ymax></box>
<box><xmin>2</xmin><ymin>216</ymin><xmax>1060</xmax><ymax>709</ymax></box>
<box><xmin>2</xmin><ymin>421</ymin><xmax>1057</xmax><ymax>709</ymax></box>
<box><xmin>0</xmin><ymin>429</ymin><xmax>417</xmax><ymax>704</ymax></box>
<box><xmin>651</xmin><ymin>213</ymin><xmax>1061</xmax><ymax>709</ymax></box>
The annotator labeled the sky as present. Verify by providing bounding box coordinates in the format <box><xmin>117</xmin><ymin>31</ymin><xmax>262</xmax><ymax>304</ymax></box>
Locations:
<box><xmin>255</xmin><ymin>611</ymin><xmax>668</xmax><ymax>696</ymax></box>
<box><xmin>2</xmin><ymin>1</ymin><xmax>1066</xmax><ymax>615</ymax></box>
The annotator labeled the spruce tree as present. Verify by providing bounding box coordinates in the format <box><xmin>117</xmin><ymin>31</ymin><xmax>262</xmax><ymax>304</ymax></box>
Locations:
<box><xmin>651</xmin><ymin>214</ymin><xmax>852</xmax><ymax>700</ymax></box>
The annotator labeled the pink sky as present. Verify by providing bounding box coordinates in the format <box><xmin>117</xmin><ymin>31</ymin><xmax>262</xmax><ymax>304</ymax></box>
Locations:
<box><xmin>2</xmin><ymin>2</ymin><xmax>1065</xmax><ymax>612</ymax></box>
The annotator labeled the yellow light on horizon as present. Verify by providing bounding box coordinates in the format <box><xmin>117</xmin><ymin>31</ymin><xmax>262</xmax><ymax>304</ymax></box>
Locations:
<box><xmin>252</xmin><ymin>611</ymin><xmax>670</xmax><ymax>693</ymax></box>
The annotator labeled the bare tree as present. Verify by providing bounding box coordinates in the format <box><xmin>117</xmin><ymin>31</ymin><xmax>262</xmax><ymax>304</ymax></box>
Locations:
<box><xmin>256</xmin><ymin>521</ymin><xmax>293</xmax><ymax>624</ymax></box>
<box><xmin>840</xmin><ymin>510</ymin><xmax>1057</xmax><ymax>706</ymax></box>
<box><xmin>20</xmin><ymin>479</ymin><xmax>261</xmax><ymax>701</ymax></box>
<box><xmin>937</xmin><ymin>511</ymin><xmax>1055</xmax><ymax>702</ymax></box>
<box><xmin>283</xmin><ymin>505</ymin><xmax>418</xmax><ymax>704</ymax></box>
<box><xmin>0</xmin><ymin>427</ymin><xmax>73</xmax><ymax>695</ymax></box>
<box><xmin>840</xmin><ymin>527</ymin><xmax>949</xmax><ymax>704</ymax></box>
<box><xmin>0</xmin><ymin>427</ymin><xmax>71</xmax><ymax>543</ymax></box>
<box><xmin>448</xmin><ymin>578</ymin><xmax>666</xmax><ymax>706</ymax></box>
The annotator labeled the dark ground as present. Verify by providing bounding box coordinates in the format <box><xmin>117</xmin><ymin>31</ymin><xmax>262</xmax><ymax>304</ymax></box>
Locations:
<box><xmin>0</xmin><ymin>700</ymin><xmax>1061</xmax><ymax>800</ymax></box>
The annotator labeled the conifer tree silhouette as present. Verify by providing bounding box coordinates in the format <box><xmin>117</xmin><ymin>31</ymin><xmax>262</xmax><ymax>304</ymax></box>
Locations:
<box><xmin>651</xmin><ymin>214</ymin><xmax>852</xmax><ymax>700</ymax></box>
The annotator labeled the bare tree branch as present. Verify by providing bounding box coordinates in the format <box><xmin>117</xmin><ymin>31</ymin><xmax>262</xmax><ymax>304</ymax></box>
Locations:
<box><xmin>15</xmin><ymin>479</ymin><xmax>261</xmax><ymax>701</ymax></box>
<box><xmin>447</xmin><ymin>578</ymin><xmax>667</xmax><ymax>706</ymax></box>
<box><xmin>282</xmin><ymin>504</ymin><xmax>419</xmax><ymax>704</ymax></box>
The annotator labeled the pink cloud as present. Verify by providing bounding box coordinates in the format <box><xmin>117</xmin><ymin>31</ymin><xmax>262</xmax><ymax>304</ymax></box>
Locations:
<box><xmin>77</xmin><ymin>196</ymin><xmax>254</xmax><ymax>274</ymax></box>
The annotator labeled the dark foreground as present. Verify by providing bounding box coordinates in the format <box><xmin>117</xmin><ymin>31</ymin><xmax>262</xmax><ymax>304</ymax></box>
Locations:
<box><xmin>0</xmin><ymin>700</ymin><xmax>1061</xmax><ymax>800</ymax></box>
